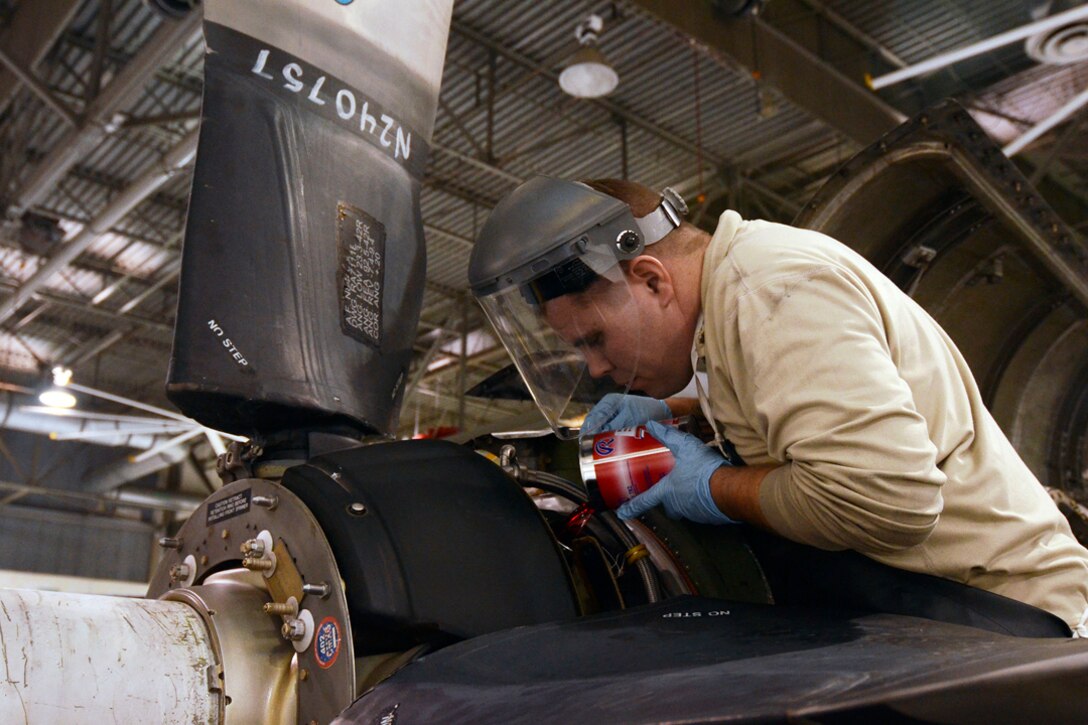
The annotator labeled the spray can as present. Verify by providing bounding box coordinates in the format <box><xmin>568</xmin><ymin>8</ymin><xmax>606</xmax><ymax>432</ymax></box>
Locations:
<box><xmin>579</xmin><ymin>418</ymin><xmax>689</xmax><ymax>510</ymax></box>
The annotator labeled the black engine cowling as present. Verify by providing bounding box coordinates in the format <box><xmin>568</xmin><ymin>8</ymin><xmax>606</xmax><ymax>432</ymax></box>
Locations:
<box><xmin>281</xmin><ymin>439</ymin><xmax>578</xmax><ymax>652</ymax></box>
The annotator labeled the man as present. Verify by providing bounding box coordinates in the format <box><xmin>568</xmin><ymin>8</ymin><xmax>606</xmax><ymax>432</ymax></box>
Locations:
<box><xmin>467</xmin><ymin>175</ymin><xmax>1088</xmax><ymax>634</ymax></box>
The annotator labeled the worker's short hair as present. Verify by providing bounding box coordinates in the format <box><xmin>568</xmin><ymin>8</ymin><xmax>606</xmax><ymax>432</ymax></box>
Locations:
<box><xmin>580</xmin><ymin>178</ymin><xmax>664</xmax><ymax>217</ymax></box>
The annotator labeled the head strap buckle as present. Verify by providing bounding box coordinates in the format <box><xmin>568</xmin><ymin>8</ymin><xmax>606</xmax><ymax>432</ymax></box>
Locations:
<box><xmin>633</xmin><ymin>186</ymin><xmax>687</xmax><ymax>250</ymax></box>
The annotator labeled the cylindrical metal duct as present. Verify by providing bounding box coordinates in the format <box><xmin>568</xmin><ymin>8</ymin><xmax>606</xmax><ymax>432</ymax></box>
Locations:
<box><xmin>82</xmin><ymin>445</ymin><xmax>190</xmax><ymax>492</ymax></box>
<box><xmin>0</xmin><ymin>588</ymin><xmax>220</xmax><ymax>723</ymax></box>
<box><xmin>0</xmin><ymin>479</ymin><xmax>202</xmax><ymax>513</ymax></box>
<box><xmin>166</xmin><ymin>0</ymin><xmax>454</xmax><ymax>439</ymax></box>
<box><xmin>0</xmin><ymin>393</ymin><xmax>178</xmax><ymax>448</ymax></box>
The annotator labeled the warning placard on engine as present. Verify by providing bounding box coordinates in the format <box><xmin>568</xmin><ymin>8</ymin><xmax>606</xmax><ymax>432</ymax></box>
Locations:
<box><xmin>206</xmin><ymin>489</ymin><xmax>252</xmax><ymax>525</ymax></box>
<box><xmin>337</xmin><ymin>202</ymin><xmax>385</xmax><ymax>348</ymax></box>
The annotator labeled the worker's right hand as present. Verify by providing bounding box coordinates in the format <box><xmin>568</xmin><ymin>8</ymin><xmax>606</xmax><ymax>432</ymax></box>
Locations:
<box><xmin>581</xmin><ymin>393</ymin><xmax>672</xmax><ymax>436</ymax></box>
<box><xmin>616</xmin><ymin>420</ymin><xmax>735</xmax><ymax>525</ymax></box>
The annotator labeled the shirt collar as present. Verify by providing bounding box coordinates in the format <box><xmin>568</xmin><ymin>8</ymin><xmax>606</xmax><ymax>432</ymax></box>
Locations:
<box><xmin>700</xmin><ymin>209</ymin><xmax>744</xmax><ymax>302</ymax></box>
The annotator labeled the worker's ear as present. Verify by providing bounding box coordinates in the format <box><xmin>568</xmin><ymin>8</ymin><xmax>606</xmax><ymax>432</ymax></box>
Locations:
<box><xmin>628</xmin><ymin>255</ymin><xmax>675</xmax><ymax>307</ymax></box>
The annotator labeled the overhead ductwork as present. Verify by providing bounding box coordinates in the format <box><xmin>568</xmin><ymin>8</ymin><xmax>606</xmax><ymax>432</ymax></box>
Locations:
<box><xmin>0</xmin><ymin>393</ymin><xmax>183</xmax><ymax>449</ymax></box>
<box><xmin>709</xmin><ymin>0</ymin><xmax>766</xmax><ymax>18</ymax></box>
<box><xmin>0</xmin><ymin>478</ymin><xmax>202</xmax><ymax>514</ymax></box>
<box><xmin>0</xmin><ymin>392</ymin><xmax>204</xmax><ymax>498</ymax></box>
<box><xmin>1026</xmin><ymin>0</ymin><xmax>1088</xmax><ymax>65</ymax></box>
<box><xmin>82</xmin><ymin>445</ymin><xmax>190</xmax><ymax>493</ymax></box>
<box><xmin>144</xmin><ymin>0</ymin><xmax>202</xmax><ymax>21</ymax></box>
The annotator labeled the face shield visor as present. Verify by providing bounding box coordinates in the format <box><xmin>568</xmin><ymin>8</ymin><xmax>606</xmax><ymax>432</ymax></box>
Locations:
<box><xmin>476</xmin><ymin>254</ymin><xmax>639</xmax><ymax>438</ymax></box>
<box><xmin>470</xmin><ymin>178</ymin><xmax>688</xmax><ymax>439</ymax></box>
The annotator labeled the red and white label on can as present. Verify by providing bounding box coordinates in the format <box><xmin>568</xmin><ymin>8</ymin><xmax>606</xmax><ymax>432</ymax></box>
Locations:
<box><xmin>579</xmin><ymin>418</ymin><xmax>685</xmax><ymax>510</ymax></box>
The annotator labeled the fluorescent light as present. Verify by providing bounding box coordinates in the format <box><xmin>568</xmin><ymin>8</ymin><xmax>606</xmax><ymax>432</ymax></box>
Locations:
<box><xmin>1003</xmin><ymin>85</ymin><xmax>1088</xmax><ymax>157</ymax></box>
<box><xmin>869</xmin><ymin>4</ymin><xmax>1088</xmax><ymax>90</ymax></box>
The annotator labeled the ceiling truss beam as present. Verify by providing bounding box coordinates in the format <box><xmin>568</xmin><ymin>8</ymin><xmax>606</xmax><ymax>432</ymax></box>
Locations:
<box><xmin>0</xmin><ymin>0</ymin><xmax>82</xmax><ymax>117</ymax></box>
<box><xmin>0</xmin><ymin>45</ymin><xmax>78</xmax><ymax>126</ymax></box>
<box><xmin>0</xmin><ymin>131</ymin><xmax>198</xmax><ymax>327</ymax></box>
<box><xmin>8</xmin><ymin>11</ymin><xmax>202</xmax><ymax>218</ymax></box>
<box><xmin>627</xmin><ymin>0</ymin><xmax>904</xmax><ymax>146</ymax></box>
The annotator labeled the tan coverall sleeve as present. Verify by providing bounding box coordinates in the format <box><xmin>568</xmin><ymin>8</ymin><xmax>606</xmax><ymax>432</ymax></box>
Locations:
<box><xmin>728</xmin><ymin>266</ymin><xmax>947</xmax><ymax>554</ymax></box>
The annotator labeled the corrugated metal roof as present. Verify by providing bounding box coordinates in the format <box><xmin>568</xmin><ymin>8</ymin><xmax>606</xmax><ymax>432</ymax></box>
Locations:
<box><xmin>0</xmin><ymin>0</ymin><xmax>1084</xmax><ymax>439</ymax></box>
<box><xmin>835</xmin><ymin>0</ymin><xmax>1033</xmax><ymax>65</ymax></box>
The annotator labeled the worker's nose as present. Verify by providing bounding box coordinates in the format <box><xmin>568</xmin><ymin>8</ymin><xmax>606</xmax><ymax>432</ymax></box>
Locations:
<box><xmin>584</xmin><ymin>350</ymin><xmax>613</xmax><ymax>379</ymax></box>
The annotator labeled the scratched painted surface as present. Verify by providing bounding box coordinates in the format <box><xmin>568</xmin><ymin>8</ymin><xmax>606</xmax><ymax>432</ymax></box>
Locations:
<box><xmin>0</xmin><ymin>588</ymin><xmax>218</xmax><ymax>723</ymax></box>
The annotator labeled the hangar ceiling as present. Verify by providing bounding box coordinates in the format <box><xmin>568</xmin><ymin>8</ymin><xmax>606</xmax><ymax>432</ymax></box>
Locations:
<box><xmin>0</xmin><ymin>0</ymin><xmax>1086</xmax><ymax>543</ymax></box>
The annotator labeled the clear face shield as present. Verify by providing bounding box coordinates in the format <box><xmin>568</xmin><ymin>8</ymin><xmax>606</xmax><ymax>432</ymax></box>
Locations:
<box><xmin>472</xmin><ymin>182</ymin><xmax>688</xmax><ymax>439</ymax></box>
<box><xmin>476</xmin><ymin>255</ymin><xmax>641</xmax><ymax>439</ymax></box>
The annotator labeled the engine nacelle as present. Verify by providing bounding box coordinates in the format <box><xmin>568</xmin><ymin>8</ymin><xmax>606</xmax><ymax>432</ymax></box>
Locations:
<box><xmin>140</xmin><ymin>439</ymin><xmax>576</xmax><ymax>722</ymax></box>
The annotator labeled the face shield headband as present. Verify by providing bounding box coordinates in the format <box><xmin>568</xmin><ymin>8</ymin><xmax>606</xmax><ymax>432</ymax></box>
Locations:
<box><xmin>518</xmin><ymin>186</ymin><xmax>689</xmax><ymax>305</ymax></box>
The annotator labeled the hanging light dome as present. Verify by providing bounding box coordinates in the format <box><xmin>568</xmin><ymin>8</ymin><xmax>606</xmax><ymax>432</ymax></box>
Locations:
<box><xmin>39</xmin><ymin>365</ymin><xmax>76</xmax><ymax>409</ymax></box>
<box><xmin>38</xmin><ymin>388</ymin><xmax>76</xmax><ymax>409</ymax></box>
<box><xmin>559</xmin><ymin>14</ymin><xmax>618</xmax><ymax>99</ymax></box>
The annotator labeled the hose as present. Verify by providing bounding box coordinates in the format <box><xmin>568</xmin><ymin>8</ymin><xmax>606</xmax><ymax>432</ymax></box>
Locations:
<box><xmin>519</xmin><ymin>467</ymin><xmax>660</xmax><ymax>603</ymax></box>
<box><xmin>597</xmin><ymin>509</ymin><xmax>661</xmax><ymax>603</ymax></box>
<box><xmin>520</xmin><ymin>468</ymin><xmax>588</xmax><ymax>503</ymax></box>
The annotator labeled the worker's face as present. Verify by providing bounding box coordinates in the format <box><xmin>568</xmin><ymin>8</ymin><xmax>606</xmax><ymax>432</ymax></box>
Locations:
<box><xmin>543</xmin><ymin>269</ymin><xmax>693</xmax><ymax>398</ymax></box>
<box><xmin>544</xmin><ymin>280</ymin><xmax>642</xmax><ymax>390</ymax></box>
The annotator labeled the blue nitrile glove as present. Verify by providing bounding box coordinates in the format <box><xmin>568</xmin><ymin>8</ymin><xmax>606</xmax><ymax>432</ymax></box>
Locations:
<box><xmin>616</xmin><ymin>420</ymin><xmax>736</xmax><ymax>524</ymax></box>
<box><xmin>581</xmin><ymin>393</ymin><xmax>672</xmax><ymax>436</ymax></box>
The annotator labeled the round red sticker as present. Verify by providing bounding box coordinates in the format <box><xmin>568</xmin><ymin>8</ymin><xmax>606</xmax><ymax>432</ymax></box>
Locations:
<box><xmin>314</xmin><ymin>616</ymin><xmax>341</xmax><ymax>669</ymax></box>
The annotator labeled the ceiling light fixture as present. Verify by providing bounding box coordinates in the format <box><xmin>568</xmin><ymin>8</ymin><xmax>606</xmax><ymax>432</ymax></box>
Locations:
<box><xmin>559</xmin><ymin>13</ymin><xmax>618</xmax><ymax>99</ymax></box>
<box><xmin>38</xmin><ymin>366</ymin><xmax>76</xmax><ymax>409</ymax></box>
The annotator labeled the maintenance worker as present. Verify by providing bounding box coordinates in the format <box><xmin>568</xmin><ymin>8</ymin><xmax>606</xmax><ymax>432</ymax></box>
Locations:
<box><xmin>467</xmin><ymin>175</ymin><xmax>1088</xmax><ymax>636</ymax></box>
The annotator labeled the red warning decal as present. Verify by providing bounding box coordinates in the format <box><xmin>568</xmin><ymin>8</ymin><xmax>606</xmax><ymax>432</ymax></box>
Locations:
<box><xmin>314</xmin><ymin>616</ymin><xmax>341</xmax><ymax>669</ymax></box>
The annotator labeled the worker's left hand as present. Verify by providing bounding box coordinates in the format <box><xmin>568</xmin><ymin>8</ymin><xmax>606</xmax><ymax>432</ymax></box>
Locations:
<box><xmin>581</xmin><ymin>393</ymin><xmax>672</xmax><ymax>436</ymax></box>
<box><xmin>616</xmin><ymin>420</ymin><xmax>735</xmax><ymax>524</ymax></box>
